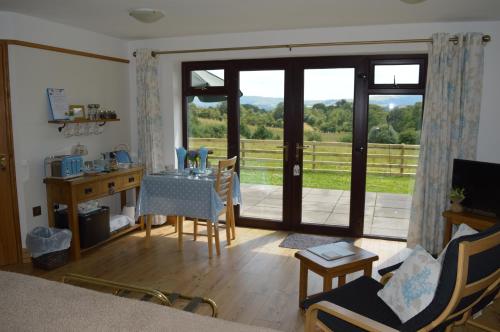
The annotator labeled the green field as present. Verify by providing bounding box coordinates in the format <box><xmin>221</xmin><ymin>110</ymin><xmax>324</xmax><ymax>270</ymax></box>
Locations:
<box><xmin>190</xmin><ymin>137</ymin><xmax>419</xmax><ymax>194</ymax></box>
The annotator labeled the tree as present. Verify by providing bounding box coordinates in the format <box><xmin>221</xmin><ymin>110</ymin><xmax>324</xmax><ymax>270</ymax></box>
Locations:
<box><xmin>305</xmin><ymin>131</ymin><xmax>322</xmax><ymax>141</ymax></box>
<box><xmin>339</xmin><ymin>132</ymin><xmax>352</xmax><ymax>143</ymax></box>
<box><xmin>399</xmin><ymin>129</ymin><xmax>420</xmax><ymax>144</ymax></box>
<box><xmin>252</xmin><ymin>125</ymin><xmax>274</xmax><ymax>140</ymax></box>
<box><xmin>240</xmin><ymin>123</ymin><xmax>252</xmax><ymax>138</ymax></box>
<box><xmin>368</xmin><ymin>125</ymin><xmax>399</xmax><ymax>144</ymax></box>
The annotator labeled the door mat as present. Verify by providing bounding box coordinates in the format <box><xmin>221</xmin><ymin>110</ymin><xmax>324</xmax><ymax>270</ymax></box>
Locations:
<box><xmin>279</xmin><ymin>233</ymin><xmax>354</xmax><ymax>250</ymax></box>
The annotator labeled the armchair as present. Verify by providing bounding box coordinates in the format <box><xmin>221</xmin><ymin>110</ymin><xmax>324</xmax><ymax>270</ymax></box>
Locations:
<box><xmin>304</xmin><ymin>224</ymin><xmax>500</xmax><ymax>332</ymax></box>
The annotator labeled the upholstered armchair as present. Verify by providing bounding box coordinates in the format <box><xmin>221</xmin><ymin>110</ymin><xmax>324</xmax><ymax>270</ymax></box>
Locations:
<box><xmin>304</xmin><ymin>224</ymin><xmax>500</xmax><ymax>332</ymax></box>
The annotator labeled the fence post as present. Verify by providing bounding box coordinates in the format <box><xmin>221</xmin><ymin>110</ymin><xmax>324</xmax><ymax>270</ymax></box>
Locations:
<box><xmin>312</xmin><ymin>141</ymin><xmax>316</xmax><ymax>170</ymax></box>
<box><xmin>241</xmin><ymin>140</ymin><xmax>246</xmax><ymax>168</ymax></box>
<box><xmin>400</xmin><ymin>144</ymin><xmax>405</xmax><ymax>175</ymax></box>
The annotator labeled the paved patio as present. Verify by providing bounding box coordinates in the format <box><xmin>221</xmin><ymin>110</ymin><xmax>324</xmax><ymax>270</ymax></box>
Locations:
<box><xmin>240</xmin><ymin>184</ymin><xmax>411</xmax><ymax>238</ymax></box>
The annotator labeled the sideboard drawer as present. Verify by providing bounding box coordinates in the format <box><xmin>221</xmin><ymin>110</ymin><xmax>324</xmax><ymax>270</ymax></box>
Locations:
<box><xmin>75</xmin><ymin>182</ymin><xmax>101</xmax><ymax>201</ymax></box>
<box><xmin>102</xmin><ymin>177</ymin><xmax>119</xmax><ymax>195</ymax></box>
<box><xmin>120</xmin><ymin>172</ymin><xmax>141</xmax><ymax>189</ymax></box>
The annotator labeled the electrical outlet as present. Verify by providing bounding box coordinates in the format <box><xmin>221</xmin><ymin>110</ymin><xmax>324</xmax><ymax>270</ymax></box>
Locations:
<box><xmin>32</xmin><ymin>206</ymin><xmax>42</xmax><ymax>217</ymax></box>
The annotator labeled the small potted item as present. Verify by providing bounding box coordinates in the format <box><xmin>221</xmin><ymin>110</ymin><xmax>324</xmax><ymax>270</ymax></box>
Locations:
<box><xmin>450</xmin><ymin>187</ymin><xmax>465</xmax><ymax>213</ymax></box>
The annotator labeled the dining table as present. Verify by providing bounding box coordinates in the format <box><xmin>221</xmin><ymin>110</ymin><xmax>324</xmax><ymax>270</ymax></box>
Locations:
<box><xmin>135</xmin><ymin>168</ymin><xmax>241</xmax><ymax>249</ymax></box>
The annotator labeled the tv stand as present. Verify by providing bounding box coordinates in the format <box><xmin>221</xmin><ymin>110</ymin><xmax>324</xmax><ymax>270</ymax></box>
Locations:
<box><xmin>442</xmin><ymin>210</ymin><xmax>497</xmax><ymax>244</ymax></box>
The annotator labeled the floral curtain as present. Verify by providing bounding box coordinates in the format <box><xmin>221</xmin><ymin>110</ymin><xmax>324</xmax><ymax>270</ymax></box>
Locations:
<box><xmin>407</xmin><ymin>33</ymin><xmax>485</xmax><ymax>254</ymax></box>
<box><xmin>136</xmin><ymin>49</ymin><xmax>164</xmax><ymax>174</ymax></box>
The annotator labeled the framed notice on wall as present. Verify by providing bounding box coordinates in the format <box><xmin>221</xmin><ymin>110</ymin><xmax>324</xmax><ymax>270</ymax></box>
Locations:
<box><xmin>47</xmin><ymin>88</ymin><xmax>69</xmax><ymax>120</ymax></box>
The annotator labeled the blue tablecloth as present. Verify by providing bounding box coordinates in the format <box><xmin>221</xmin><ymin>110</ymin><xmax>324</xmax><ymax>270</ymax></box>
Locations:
<box><xmin>136</xmin><ymin>172</ymin><xmax>241</xmax><ymax>223</ymax></box>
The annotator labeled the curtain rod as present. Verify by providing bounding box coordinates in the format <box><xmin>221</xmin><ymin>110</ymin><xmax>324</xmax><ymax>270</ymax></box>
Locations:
<box><xmin>132</xmin><ymin>35</ymin><xmax>491</xmax><ymax>57</ymax></box>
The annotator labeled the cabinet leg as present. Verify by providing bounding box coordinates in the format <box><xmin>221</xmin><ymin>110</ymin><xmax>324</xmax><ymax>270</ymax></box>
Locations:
<box><xmin>67</xmin><ymin>199</ymin><xmax>80</xmax><ymax>260</ymax></box>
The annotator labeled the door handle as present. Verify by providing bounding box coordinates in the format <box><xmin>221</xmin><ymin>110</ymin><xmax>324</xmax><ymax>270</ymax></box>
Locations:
<box><xmin>276</xmin><ymin>144</ymin><xmax>289</xmax><ymax>162</ymax></box>
<box><xmin>0</xmin><ymin>154</ymin><xmax>7</xmax><ymax>171</ymax></box>
<box><xmin>295</xmin><ymin>143</ymin><xmax>310</xmax><ymax>159</ymax></box>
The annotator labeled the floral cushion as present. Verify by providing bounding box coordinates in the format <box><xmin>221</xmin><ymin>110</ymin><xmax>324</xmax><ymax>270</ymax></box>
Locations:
<box><xmin>377</xmin><ymin>245</ymin><xmax>441</xmax><ymax>323</ymax></box>
<box><xmin>437</xmin><ymin>223</ymin><xmax>478</xmax><ymax>264</ymax></box>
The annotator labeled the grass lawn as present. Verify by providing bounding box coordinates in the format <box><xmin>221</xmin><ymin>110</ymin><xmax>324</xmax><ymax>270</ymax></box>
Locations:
<box><xmin>240</xmin><ymin>169</ymin><xmax>415</xmax><ymax>194</ymax></box>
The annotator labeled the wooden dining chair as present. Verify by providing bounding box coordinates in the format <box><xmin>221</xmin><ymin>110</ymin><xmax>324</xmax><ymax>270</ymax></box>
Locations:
<box><xmin>193</xmin><ymin>156</ymin><xmax>237</xmax><ymax>257</ymax></box>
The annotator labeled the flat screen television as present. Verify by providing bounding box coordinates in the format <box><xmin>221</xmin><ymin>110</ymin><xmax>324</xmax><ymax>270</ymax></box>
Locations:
<box><xmin>451</xmin><ymin>159</ymin><xmax>500</xmax><ymax>217</ymax></box>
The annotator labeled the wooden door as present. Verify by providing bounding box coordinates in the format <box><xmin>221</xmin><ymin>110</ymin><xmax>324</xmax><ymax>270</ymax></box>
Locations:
<box><xmin>0</xmin><ymin>41</ymin><xmax>22</xmax><ymax>266</ymax></box>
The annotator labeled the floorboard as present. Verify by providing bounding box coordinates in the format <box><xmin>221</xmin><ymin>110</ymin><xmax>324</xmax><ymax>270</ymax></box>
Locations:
<box><xmin>2</xmin><ymin>223</ymin><xmax>495</xmax><ymax>331</ymax></box>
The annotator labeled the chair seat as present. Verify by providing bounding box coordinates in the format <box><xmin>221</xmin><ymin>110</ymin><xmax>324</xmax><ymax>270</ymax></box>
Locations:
<box><xmin>301</xmin><ymin>276</ymin><xmax>402</xmax><ymax>332</ymax></box>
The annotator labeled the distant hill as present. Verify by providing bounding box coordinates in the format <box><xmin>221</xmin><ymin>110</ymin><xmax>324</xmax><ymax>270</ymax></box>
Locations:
<box><xmin>193</xmin><ymin>95</ymin><xmax>422</xmax><ymax>110</ymax></box>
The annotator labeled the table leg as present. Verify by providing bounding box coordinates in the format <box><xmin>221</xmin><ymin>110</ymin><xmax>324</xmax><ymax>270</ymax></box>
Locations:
<box><xmin>323</xmin><ymin>275</ymin><xmax>333</xmax><ymax>292</ymax></box>
<box><xmin>338</xmin><ymin>275</ymin><xmax>346</xmax><ymax>287</ymax></box>
<box><xmin>207</xmin><ymin>221</ymin><xmax>213</xmax><ymax>258</ymax></box>
<box><xmin>145</xmin><ymin>215</ymin><xmax>152</xmax><ymax>248</ymax></box>
<box><xmin>299</xmin><ymin>263</ymin><xmax>308</xmax><ymax>304</ymax></box>
<box><xmin>364</xmin><ymin>264</ymin><xmax>373</xmax><ymax>278</ymax></box>
<box><xmin>177</xmin><ymin>216</ymin><xmax>183</xmax><ymax>251</ymax></box>
<box><xmin>214</xmin><ymin>223</ymin><xmax>221</xmax><ymax>256</ymax></box>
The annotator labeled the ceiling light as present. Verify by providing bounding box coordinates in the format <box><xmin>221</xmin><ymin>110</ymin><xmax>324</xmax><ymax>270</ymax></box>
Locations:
<box><xmin>400</xmin><ymin>0</ymin><xmax>427</xmax><ymax>3</ymax></box>
<box><xmin>129</xmin><ymin>8</ymin><xmax>165</xmax><ymax>23</ymax></box>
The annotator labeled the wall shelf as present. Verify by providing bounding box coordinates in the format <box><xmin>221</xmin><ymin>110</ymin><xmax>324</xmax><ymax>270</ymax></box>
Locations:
<box><xmin>49</xmin><ymin>119</ymin><xmax>120</xmax><ymax>132</ymax></box>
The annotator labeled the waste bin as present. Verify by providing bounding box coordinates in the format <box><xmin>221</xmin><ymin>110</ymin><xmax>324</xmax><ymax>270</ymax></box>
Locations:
<box><xmin>26</xmin><ymin>227</ymin><xmax>72</xmax><ymax>270</ymax></box>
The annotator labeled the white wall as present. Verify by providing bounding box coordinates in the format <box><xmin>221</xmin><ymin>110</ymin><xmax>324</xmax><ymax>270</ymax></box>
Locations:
<box><xmin>0</xmin><ymin>11</ymin><xmax>127</xmax><ymax>58</ymax></box>
<box><xmin>128</xmin><ymin>20</ymin><xmax>500</xmax><ymax>166</ymax></box>
<box><xmin>1</xmin><ymin>12</ymin><xmax>130</xmax><ymax>246</ymax></box>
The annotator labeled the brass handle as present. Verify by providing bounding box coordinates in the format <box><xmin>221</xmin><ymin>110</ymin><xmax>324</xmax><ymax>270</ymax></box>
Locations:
<box><xmin>0</xmin><ymin>155</ymin><xmax>7</xmax><ymax>171</ymax></box>
<box><xmin>296</xmin><ymin>144</ymin><xmax>310</xmax><ymax>159</ymax></box>
<box><xmin>276</xmin><ymin>144</ymin><xmax>289</xmax><ymax>162</ymax></box>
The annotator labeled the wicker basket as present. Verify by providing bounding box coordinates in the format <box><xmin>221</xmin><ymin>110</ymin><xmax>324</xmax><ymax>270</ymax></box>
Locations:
<box><xmin>32</xmin><ymin>248</ymin><xmax>70</xmax><ymax>270</ymax></box>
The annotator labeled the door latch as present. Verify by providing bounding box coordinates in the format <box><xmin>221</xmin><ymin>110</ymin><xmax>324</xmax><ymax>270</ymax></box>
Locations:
<box><xmin>293</xmin><ymin>164</ymin><xmax>301</xmax><ymax>176</ymax></box>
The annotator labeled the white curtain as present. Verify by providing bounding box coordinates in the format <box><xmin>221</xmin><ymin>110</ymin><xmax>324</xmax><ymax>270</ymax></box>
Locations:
<box><xmin>136</xmin><ymin>49</ymin><xmax>166</xmax><ymax>225</ymax></box>
<box><xmin>407</xmin><ymin>33</ymin><xmax>485</xmax><ymax>254</ymax></box>
<box><xmin>136</xmin><ymin>49</ymin><xmax>164</xmax><ymax>173</ymax></box>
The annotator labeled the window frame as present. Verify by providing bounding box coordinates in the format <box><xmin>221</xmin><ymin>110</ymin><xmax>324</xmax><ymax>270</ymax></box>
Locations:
<box><xmin>368</xmin><ymin>57</ymin><xmax>427</xmax><ymax>93</ymax></box>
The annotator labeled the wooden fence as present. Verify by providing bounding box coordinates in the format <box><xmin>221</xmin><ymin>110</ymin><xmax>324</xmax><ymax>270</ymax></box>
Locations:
<box><xmin>190</xmin><ymin>138</ymin><xmax>420</xmax><ymax>177</ymax></box>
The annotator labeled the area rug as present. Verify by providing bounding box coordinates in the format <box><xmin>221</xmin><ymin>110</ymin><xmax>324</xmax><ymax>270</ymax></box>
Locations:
<box><xmin>279</xmin><ymin>233</ymin><xmax>354</xmax><ymax>250</ymax></box>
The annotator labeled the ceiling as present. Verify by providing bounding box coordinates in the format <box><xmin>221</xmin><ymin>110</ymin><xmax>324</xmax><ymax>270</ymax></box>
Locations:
<box><xmin>1</xmin><ymin>0</ymin><xmax>499</xmax><ymax>40</ymax></box>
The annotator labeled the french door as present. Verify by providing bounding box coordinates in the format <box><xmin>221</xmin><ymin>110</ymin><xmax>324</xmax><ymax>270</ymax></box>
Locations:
<box><xmin>182</xmin><ymin>55</ymin><xmax>425</xmax><ymax>239</ymax></box>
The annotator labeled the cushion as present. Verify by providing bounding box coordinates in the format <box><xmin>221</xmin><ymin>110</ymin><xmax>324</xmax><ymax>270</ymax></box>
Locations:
<box><xmin>378</xmin><ymin>245</ymin><xmax>441</xmax><ymax>323</ymax></box>
<box><xmin>302</xmin><ymin>276</ymin><xmax>401</xmax><ymax>332</ymax></box>
<box><xmin>437</xmin><ymin>223</ymin><xmax>478</xmax><ymax>264</ymax></box>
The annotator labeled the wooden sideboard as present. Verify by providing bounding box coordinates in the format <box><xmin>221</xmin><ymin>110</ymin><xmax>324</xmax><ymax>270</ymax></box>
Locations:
<box><xmin>44</xmin><ymin>166</ymin><xmax>144</xmax><ymax>260</ymax></box>
<box><xmin>442</xmin><ymin>210</ymin><xmax>497</xmax><ymax>244</ymax></box>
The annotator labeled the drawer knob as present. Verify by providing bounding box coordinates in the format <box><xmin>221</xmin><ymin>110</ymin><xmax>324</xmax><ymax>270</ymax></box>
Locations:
<box><xmin>128</xmin><ymin>177</ymin><xmax>135</xmax><ymax>183</ymax></box>
<box><xmin>84</xmin><ymin>187</ymin><xmax>93</xmax><ymax>194</ymax></box>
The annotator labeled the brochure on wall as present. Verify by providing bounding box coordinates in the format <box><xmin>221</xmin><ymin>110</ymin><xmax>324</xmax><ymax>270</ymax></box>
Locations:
<box><xmin>47</xmin><ymin>88</ymin><xmax>69</xmax><ymax>120</ymax></box>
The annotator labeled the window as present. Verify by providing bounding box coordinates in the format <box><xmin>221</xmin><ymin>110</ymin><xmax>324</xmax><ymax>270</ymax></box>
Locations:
<box><xmin>369</xmin><ymin>58</ymin><xmax>426</xmax><ymax>90</ymax></box>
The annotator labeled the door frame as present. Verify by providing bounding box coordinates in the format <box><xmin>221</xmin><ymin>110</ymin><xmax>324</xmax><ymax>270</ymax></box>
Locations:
<box><xmin>181</xmin><ymin>54</ymin><xmax>427</xmax><ymax>239</ymax></box>
<box><xmin>289</xmin><ymin>56</ymin><xmax>369</xmax><ymax>238</ymax></box>
<box><xmin>0</xmin><ymin>40</ymin><xmax>22</xmax><ymax>264</ymax></box>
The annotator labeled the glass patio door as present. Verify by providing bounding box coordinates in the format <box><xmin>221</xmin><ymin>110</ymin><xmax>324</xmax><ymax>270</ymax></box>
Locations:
<box><xmin>237</xmin><ymin>69</ymin><xmax>287</xmax><ymax>225</ymax></box>
<box><xmin>292</xmin><ymin>62</ymin><xmax>368</xmax><ymax>237</ymax></box>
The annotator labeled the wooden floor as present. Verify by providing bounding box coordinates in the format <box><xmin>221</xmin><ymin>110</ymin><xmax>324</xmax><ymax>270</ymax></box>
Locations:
<box><xmin>2</xmin><ymin>224</ymin><xmax>497</xmax><ymax>331</ymax></box>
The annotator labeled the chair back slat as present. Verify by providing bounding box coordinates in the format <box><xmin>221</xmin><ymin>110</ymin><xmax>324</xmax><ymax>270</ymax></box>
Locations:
<box><xmin>215</xmin><ymin>157</ymin><xmax>237</xmax><ymax>204</ymax></box>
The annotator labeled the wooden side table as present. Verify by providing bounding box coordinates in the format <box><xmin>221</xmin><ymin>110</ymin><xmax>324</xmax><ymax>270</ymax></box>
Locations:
<box><xmin>294</xmin><ymin>242</ymin><xmax>378</xmax><ymax>305</ymax></box>
<box><xmin>44</xmin><ymin>167</ymin><xmax>144</xmax><ymax>260</ymax></box>
<box><xmin>442</xmin><ymin>210</ymin><xmax>496</xmax><ymax>244</ymax></box>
